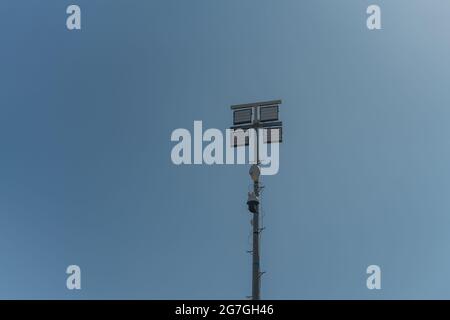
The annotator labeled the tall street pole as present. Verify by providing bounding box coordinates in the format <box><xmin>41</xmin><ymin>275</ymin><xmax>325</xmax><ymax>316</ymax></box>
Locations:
<box><xmin>230</xmin><ymin>99</ymin><xmax>282</xmax><ymax>301</ymax></box>
<box><xmin>252</xmin><ymin>126</ymin><xmax>261</xmax><ymax>300</ymax></box>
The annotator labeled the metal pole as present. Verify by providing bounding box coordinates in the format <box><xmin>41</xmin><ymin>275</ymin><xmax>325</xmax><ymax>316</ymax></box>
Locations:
<box><xmin>252</xmin><ymin>181</ymin><xmax>260</xmax><ymax>300</ymax></box>
<box><xmin>252</xmin><ymin>121</ymin><xmax>261</xmax><ymax>300</ymax></box>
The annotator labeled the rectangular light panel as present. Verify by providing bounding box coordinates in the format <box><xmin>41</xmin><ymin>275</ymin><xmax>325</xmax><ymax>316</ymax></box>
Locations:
<box><xmin>233</xmin><ymin>108</ymin><xmax>252</xmax><ymax>125</ymax></box>
<box><xmin>263</xmin><ymin>127</ymin><xmax>282</xmax><ymax>144</ymax></box>
<box><xmin>259</xmin><ymin>105</ymin><xmax>279</xmax><ymax>122</ymax></box>
<box><xmin>230</xmin><ymin>129</ymin><xmax>250</xmax><ymax>147</ymax></box>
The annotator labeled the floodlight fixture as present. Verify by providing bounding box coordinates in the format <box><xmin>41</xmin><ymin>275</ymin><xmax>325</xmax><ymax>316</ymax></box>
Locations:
<box><xmin>259</xmin><ymin>105</ymin><xmax>279</xmax><ymax>122</ymax></box>
<box><xmin>233</xmin><ymin>108</ymin><xmax>253</xmax><ymax>125</ymax></box>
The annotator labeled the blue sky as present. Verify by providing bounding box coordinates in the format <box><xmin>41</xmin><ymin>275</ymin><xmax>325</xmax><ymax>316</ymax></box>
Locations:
<box><xmin>1</xmin><ymin>0</ymin><xmax>450</xmax><ymax>299</ymax></box>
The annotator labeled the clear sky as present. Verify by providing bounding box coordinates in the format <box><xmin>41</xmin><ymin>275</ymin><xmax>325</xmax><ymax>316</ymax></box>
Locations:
<box><xmin>1</xmin><ymin>0</ymin><xmax>450</xmax><ymax>299</ymax></box>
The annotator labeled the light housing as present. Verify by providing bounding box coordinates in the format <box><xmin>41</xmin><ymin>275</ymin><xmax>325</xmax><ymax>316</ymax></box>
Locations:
<box><xmin>259</xmin><ymin>105</ymin><xmax>279</xmax><ymax>122</ymax></box>
<box><xmin>233</xmin><ymin>108</ymin><xmax>252</xmax><ymax>125</ymax></box>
